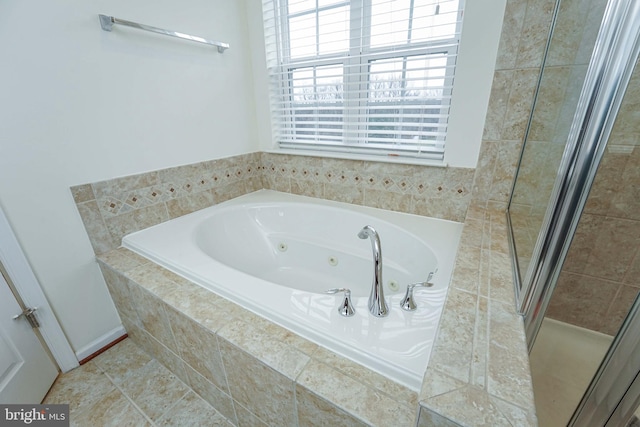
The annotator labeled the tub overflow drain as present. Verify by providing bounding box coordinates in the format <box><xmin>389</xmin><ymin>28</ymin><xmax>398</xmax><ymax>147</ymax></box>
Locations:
<box><xmin>328</xmin><ymin>256</ymin><xmax>338</xmax><ymax>266</ymax></box>
<box><xmin>277</xmin><ymin>243</ymin><xmax>288</xmax><ymax>252</ymax></box>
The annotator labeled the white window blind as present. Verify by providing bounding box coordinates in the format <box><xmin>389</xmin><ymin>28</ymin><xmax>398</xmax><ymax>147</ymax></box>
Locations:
<box><xmin>262</xmin><ymin>0</ymin><xmax>465</xmax><ymax>161</ymax></box>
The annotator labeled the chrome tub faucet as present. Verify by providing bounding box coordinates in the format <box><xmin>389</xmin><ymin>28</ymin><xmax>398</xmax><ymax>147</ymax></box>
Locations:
<box><xmin>358</xmin><ymin>225</ymin><xmax>389</xmax><ymax>317</ymax></box>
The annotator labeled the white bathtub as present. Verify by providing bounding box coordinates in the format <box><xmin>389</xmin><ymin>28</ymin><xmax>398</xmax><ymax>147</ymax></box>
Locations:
<box><xmin>122</xmin><ymin>190</ymin><xmax>463</xmax><ymax>390</ymax></box>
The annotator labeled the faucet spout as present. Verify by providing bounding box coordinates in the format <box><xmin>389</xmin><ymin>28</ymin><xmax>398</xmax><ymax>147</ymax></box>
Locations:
<box><xmin>358</xmin><ymin>225</ymin><xmax>389</xmax><ymax>317</ymax></box>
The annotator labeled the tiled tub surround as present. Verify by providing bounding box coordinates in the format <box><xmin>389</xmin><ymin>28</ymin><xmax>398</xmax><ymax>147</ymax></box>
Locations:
<box><xmin>72</xmin><ymin>152</ymin><xmax>475</xmax><ymax>258</ymax></box>
<box><xmin>93</xmin><ymin>201</ymin><xmax>536</xmax><ymax>427</ymax></box>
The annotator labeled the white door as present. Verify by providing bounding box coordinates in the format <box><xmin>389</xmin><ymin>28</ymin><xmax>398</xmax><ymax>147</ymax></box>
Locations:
<box><xmin>0</xmin><ymin>271</ymin><xmax>58</xmax><ymax>403</ymax></box>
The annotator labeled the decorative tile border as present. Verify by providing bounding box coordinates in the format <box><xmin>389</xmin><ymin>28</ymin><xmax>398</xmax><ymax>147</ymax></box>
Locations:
<box><xmin>72</xmin><ymin>153</ymin><xmax>264</xmax><ymax>255</ymax></box>
<box><xmin>261</xmin><ymin>153</ymin><xmax>474</xmax><ymax>223</ymax></box>
<box><xmin>73</xmin><ymin>152</ymin><xmax>474</xmax><ymax>256</ymax></box>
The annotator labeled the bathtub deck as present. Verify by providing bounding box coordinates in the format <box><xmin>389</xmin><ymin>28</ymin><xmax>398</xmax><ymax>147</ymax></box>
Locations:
<box><xmin>96</xmin><ymin>196</ymin><xmax>538</xmax><ymax>427</ymax></box>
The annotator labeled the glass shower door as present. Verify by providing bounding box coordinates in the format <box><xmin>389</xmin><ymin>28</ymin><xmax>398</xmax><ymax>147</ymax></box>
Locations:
<box><xmin>507</xmin><ymin>0</ymin><xmax>640</xmax><ymax>347</ymax></box>
<box><xmin>507</xmin><ymin>0</ymin><xmax>640</xmax><ymax>424</ymax></box>
<box><xmin>507</xmin><ymin>0</ymin><xmax>609</xmax><ymax>322</ymax></box>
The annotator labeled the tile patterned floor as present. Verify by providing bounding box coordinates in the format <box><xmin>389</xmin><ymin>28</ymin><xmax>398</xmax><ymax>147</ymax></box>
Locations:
<box><xmin>43</xmin><ymin>338</ymin><xmax>233</xmax><ymax>427</ymax></box>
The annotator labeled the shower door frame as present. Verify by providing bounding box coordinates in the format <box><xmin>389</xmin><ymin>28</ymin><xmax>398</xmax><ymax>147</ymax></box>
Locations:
<box><xmin>507</xmin><ymin>0</ymin><xmax>640</xmax><ymax>350</ymax></box>
<box><xmin>506</xmin><ymin>0</ymin><xmax>640</xmax><ymax>423</ymax></box>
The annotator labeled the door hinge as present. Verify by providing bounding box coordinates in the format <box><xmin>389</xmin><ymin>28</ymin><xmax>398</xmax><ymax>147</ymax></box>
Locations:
<box><xmin>13</xmin><ymin>307</ymin><xmax>40</xmax><ymax>328</ymax></box>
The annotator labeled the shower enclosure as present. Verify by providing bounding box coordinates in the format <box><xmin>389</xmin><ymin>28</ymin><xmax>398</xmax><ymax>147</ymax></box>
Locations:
<box><xmin>507</xmin><ymin>0</ymin><xmax>640</xmax><ymax>424</ymax></box>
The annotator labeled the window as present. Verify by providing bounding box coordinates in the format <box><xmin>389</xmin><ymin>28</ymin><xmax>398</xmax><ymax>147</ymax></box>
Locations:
<box><xmin>262</xmin><ymin>0</ymin><xmax>464</xmax><ymax>161</ymax></box>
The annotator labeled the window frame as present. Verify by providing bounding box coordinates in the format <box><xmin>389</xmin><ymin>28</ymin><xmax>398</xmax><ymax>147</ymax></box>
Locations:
<box><xmin>271</xmin><ymin>0</ymin><xmax>464</xmax><ymax>161</ymax></box>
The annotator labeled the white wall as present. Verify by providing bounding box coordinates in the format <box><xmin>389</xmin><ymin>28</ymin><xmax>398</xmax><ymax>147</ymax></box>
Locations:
<box><xmin>0</xmin><ymin>0</ymin><xmax>259</xmax><ymax>354</ymax></box>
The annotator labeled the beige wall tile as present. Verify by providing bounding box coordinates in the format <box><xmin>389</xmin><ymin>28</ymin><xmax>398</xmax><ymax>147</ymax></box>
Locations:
<box><xmin>420</xmin><ymin>366</ymin><xmax>468</xmax><ymax>401</ymax></box>
<box><xmin>290</xmin><ymin>179</ymin><xmax>324</xmax><ymax>198</ymax></box>
<box><xmin>450</xmin><ymin>245</ymin><xmax>481</xmax><ymax>294</ymax></box>
<box><xmin>583</xmin><ymin>217</ymin><xmax>640</xmax><ymax>282</ymax></box>
<box><xmin>603</xmin><ymin>285</ymin><xmax>639</xmax><ymax>336</ymax></box>
<box><xmin>488</xmin><ymin>141</ymin><xmax>523</xmax><ymax>203</ymax></box>
<box><xmin>471</xmin><ymin>297</ymin><xmax>489</xmax><ymax>388</ymax></box>
<box><xmin>489</xmin><ymin>251</ymin><xmax>516</xmax><ymax>304</ymax></box>
<box><xmin>162</xmin><ymin>287</ymin><xmax>231</xmax><ymax>332</ymax></box>
<box><xmin>427</xmin><ymin>288</ymin><xmax>476</xmax><ymax>383</ymax></box>
<box><xmin>77</xmin><ymin>200</ymin><xmax>119</xmax><ymax>254</ymax></box>
<box><xmin>126</xmin><ymin>263</ymin><xmax>188</xmax><ymax>298</ymax></box>
<box><xmin>98</xmin><ymin>264</ymin><xmax>139</xmax><ymax>323</ymax></box>
<box><xmin>103</xmin><ymin>203</ymin><xmax>169</xmax><ymax>249</ymax></box>
<box><xmin>490</xmin><ymin>396</ymin><xmax>538</xmax><ymax>426</ymax></box>
<box><xmin>218</xmin><ymin>319</ymin><xmax>310</xmax><ymax>381</ymax></box>
<box><xmin>97</xmin><ymin>248</ymin><xmax>150</xmax><ymax>272</ymax></box>
<box><xmin>218</xmin><ymin>337</ymin><xmax>297</xmax><ymax>427</ymax></box>
<box><xmin>514</xmin><ymin>0</ymin><xmax>556</xmax><ymax>68</ymax></box>
<box><xmin>297</xmin><ymin>359</ymin><xmax>415</xmax><ymax>427</ymax></box>
<box><xmin>139</xmin><ymin>330</ymin><xmax>190</xmax><ymax>387</ymax></box>
<box><xmin>487</xmin><ymin>300</ymin><xmax>534</xmax><ymax>409</ymax></box>
<box><xmin>128</xmin><ymin>283</ymin><xmax>179</xmax><ymax>354</ymax></box>
<box><xmin>92</xmin><ymin>171</ymin><xmax>161</xmax><ymax>202</ymax></box>
<box><xmin>483</xmin><ymin>72</ymin><xmax>513</xmax><ymax>141</ymax></box>
<box><xmin>494</xmin><ymin>0</ymin><xmax>527</xmax><ymax>70</ymax></box>
<box><xmin>546</xmin><ymin>272</ymin><xmax>619</xmax><ymax>334</ymax></box>
<box><xmin>165</xmin><ymin>306</ymin><xmax>229</xmax><ymax>393</ymax></box>
<box><xmin>471</xmin><ymin>141</ymin><xmax>498</xmax><ymax>206</ymax></box>
<box><xmin>421</xmin><ymin>386</ymin><xmax>514</xmax><ymax>427</ymax></box>
<box><xmin>295</xmin><ymin>385</ymin><xmax>370</xmax><ymax>427</ymax></box>
<box><xmin>311</xmin><ymin>347</ymin><xmax>417</xmax><ymax>409</ymax></box>
<box><xmin>584</xmin><ymin>153</ymin><xmax>629</xmax><ymax>215</ymax></box>
<box><xmin>363</xmin><ymin>188</ymin><xmax>412</xmax><ymax>212</ymax></box>
<box><xmin>234</xmin><ymin>402</ymin><xmax>269</xmax><ymax>427</ymax></box>
<box><xmin>529</xmin><ymin>66</ymin><xmax>573</xmax><ymax>142</ymax></box>
<box><xmin>624</xmin><ymin>250</ymin><xmax>640</xmax><ymax>286</ymax></box>
<box><xmin>184</xmin><ymin>364</ymin><xmax>238</xmax><ymax>425</ymax></box>
<box><xmin>165</xmin><ymin>190</ymin><xmax>216</xmax><ymax>218</ymax></box>
<box><xmin>544</xmin><ymin>0</ymin><xmax>593</xmax><ymax>67</ymax></box>
<box><xmin>324</xmin><ymin>183</ymin><xmax>365</xmax><ymax>205</ymax></box>
<box><xmin>70</xmin><ymin>183</ymin><xmax>95</xmax><ymax>204</ymax></box>
<box><xmin>417</xmin><ymin>406</ymin><xmax>464</xmax><ymax>427</ymax></box>
<box><xmin>562</xmin><ymin>213</ymin><xmax>603</xmax><ymax>274</ymax></box>
<box><xmin>609</xmin><ymin>150</ymin><xmax>640</xmax><ymax>221</ymax></box>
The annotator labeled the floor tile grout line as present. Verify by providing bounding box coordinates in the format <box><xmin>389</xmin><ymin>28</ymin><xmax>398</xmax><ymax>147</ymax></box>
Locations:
<box><xmin>153</xmin><ymin>389</ymin><xmax>192</xmax><ymax>424</ymax></box>
<box><xmin>102</xmin><ymin>370</ymin><xmax>158</xmax><ymax>427</ymax></box>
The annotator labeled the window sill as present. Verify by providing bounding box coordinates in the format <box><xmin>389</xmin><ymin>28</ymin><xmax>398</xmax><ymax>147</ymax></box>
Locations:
<box><xmin>264</xmin><ymin>148</ymin><xmax>448</xmax><ymax>168</ymax></box>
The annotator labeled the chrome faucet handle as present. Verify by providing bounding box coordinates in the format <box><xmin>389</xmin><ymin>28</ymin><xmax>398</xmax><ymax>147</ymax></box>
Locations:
<box><xmin>400</xmin><ymin>273</ymin><xmax>435</xmax><ymax>311</ymax></box>
<box><xmin>325</xmin><ymin>288</ymin><xmax>356</xmax><ymax>317</ymax></box>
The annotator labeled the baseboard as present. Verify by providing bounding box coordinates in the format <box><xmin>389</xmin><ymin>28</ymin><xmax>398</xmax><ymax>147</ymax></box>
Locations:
<box><xmin>75</xmin><ymin>325</ymin><xmax>127</xmax><ymax>363</ymax></box>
